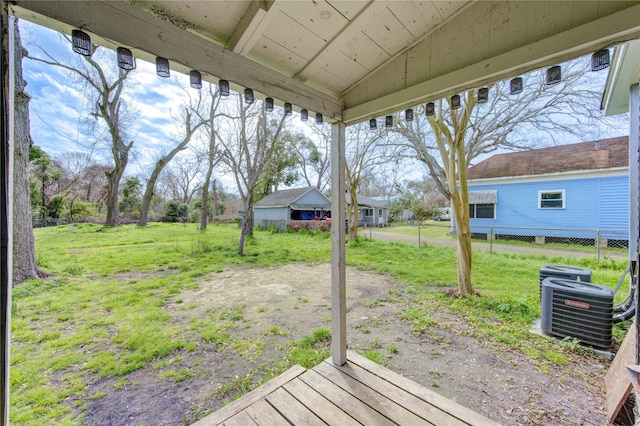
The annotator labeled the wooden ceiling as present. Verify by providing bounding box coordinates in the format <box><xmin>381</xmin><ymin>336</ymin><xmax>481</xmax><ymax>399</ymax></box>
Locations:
<box><xmin>11</xmin><ymin>1</ymin><xmax>640</xmax><ymax>124</ymax></box>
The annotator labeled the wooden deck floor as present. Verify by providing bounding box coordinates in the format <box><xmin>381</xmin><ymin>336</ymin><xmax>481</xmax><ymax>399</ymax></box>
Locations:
<box><xmin>193</xmin><ymin>351</ymin><xmax>501</xmax><ymax>426</ymax></box>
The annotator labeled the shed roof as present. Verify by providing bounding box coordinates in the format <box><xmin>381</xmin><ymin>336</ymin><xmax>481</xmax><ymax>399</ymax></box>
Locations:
<box><xmin>254</xmin><ymin>187</ymin><xmax>330</xmax><ymax>208</ymax></box>
<box><xmin>467</xmin><ymin>136</ymin><xmax>629</xmax><ymax>180</ymax></box>
<box><xmin>347</xmin><ymin>193</ymin><xmax>388</xmax><ymax>208</ymax></box>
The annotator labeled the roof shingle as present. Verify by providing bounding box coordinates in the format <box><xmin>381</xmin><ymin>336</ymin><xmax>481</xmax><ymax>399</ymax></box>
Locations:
<box><xmin>467</xmin><ymin>136</ymin><xmax>628</xmax><ymax>180</ymax></box>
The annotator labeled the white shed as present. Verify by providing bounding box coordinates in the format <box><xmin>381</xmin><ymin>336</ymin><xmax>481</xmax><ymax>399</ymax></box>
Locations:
<box><xmin>254</xmin><ymin>187</ymin><xmax>331</xmax><ymax>230</ymax></box>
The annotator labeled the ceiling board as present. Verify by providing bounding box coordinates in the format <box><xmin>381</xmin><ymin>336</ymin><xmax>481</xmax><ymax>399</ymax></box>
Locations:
<box><xmin>281</xmin><ymin>0</ymin><xmax>350</xmax><ymax>42</ymax></box>
<box><xmin>247</xmin><ymin>36</ymin><xmax>308</xmax><ymax>78</ymax></box>
<box><xmin>386</xmin><ymin>1</ymin><xmax>444</xmax><ymax>39</ymax></box>
<box><xmin>432</xmin><ymin>0</ymin><xmax>467</xmax><ymax>19</ymax></box>
<box><xmin>358</xmin><ymin>2</ymin><xmax>415</xmax><ymax>55</ymax></box>
<box><xmin>260</xmin><ymin>9</ymin><xmax>326</xmax><ymax>62</ymax></box>
<box><xmin>325</xmin><ymin>0</ymin><xmax>370</xmax><ymax>21</ymax></box>
<box><xmin>139</xmin><ymin>1</ymin><xmax>248</xmax><ymax>45</ymax></box>
<box><xmin>330</xmin><ymin>23</ymin><xmax>389</xmax><ymax>71</ymax></box>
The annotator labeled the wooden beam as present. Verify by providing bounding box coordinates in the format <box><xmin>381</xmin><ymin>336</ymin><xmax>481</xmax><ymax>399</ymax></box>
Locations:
<box><xmin>330</xmin><ymin>122</ymin><xmax>346</xmax><ymax>366</ymax></box>
<box><xmin>228</xmin><ymin>1</ymin><xmax>277</xmax><ymax>56</ymax></box>
<box><xmin>11</xmin><ymin>0</ymin><xmax>343</xmax><ymax>119</ymax></box>
<box><xmin>343</xmin><ymin>2</ymin><xmax>640</xmax><ymax>124</ymax></box>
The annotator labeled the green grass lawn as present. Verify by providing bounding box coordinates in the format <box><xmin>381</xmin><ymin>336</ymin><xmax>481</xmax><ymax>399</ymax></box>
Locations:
<box><xmin>10</xmin><ymin>222</ymin><xmax>631</xmax><ymax>424</ymax></box>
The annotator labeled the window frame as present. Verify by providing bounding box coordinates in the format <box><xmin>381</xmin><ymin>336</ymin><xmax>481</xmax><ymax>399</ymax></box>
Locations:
<box><xmin>469</xmin><ymin>203</ymin><xmax>496</xmax><ymax>219</ymax></box>
<box><xmin>538</xmin><ymin>189</ymin><xmax>565</xmax><ymax>209</ymax></box>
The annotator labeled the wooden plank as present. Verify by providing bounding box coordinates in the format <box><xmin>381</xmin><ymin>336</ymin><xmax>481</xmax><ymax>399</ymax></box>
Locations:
<box><xmin>192</xmin><ymin>364</ymin><xmax>306</xmax><ymax>426</ymax></box>
<box><xmin>221</xmin><ymin>410</ymin><xmax>257</xmax><ymax>426</ymax></box>
<box><xmin>300</xmin><ymin>369</ymin><xmax>394</xmax><ymax>425</ymax></box>
<box><xmin>313</xmin><ymin>361</ymin><xmax>431</xmax><ymax>426</ymax></box>
<box><xmin>266</xmin><ymin>387</ymin><xmax>326</xmax><ymax>426</ymax></box>
<box><xmin>244</xmin><ymin>398</ymin><xmax>290</xmax><ymax>426</ymax></box>
<box><xmin>344</xmin><ymin>352</ymin><xmax>500</xmax><ymax>426</ymax></box>
<box><xmin>606</xmin><ymin>324</ymin><xmax>635</xmax><ymax>421</ymax></box>
<box><xmin>329</xmin><ymin>358</ymin><xmax>467</xmax><ymax>426</ymax></box>
<box><xmin>283</xmin><ymin>379</ymin><xmax>361</xmax><ymax>426</ymax></box>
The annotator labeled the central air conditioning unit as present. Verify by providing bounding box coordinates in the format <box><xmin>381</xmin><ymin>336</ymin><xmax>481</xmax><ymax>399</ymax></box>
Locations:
<box><xmin>539</xmin><ymin>265</ymin><xmax>592</xmax><ymax>301</ymax></box>
<box><xmin>541</xmin><ymin>277</ymin><xmax>613</xmax><ymax>349</ymax></box>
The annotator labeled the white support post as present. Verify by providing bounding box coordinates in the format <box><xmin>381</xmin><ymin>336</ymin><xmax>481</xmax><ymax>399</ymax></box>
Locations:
<box><xmin>631</xmin><ymin>83</ymin><xmax>640</xmax><ymax>366</ymax></box>
<box><xmin>630</xmin><ymin>83</ymin><xmax>639</xmax><ymax>264</ymax></box>
<box><xmin>330</xmin><ymin>122</ymin><xmax>346</xmax><ymax>365</ymax></box>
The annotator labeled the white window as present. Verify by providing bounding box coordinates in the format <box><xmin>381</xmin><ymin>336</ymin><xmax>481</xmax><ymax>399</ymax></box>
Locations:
<box><xmin>539</xmin><ymin>190</ymin><xmax>565</xmax><ymax>209</ymax></box>
<box><xmin>469</xmin><ymin>203</ymin><xmax>495</xmax><ymax>219</ymax></box>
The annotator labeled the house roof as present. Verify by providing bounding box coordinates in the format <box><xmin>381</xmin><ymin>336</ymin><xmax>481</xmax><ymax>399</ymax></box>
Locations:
<box><xmin>467</xmin><ymin>136</ymin><xmax>629</xmax><ymax>180</ymax></box>
<box><xmin>254</xmin><ymin>187</ymin><xmax>330</xmax><ymax>209</ymax></box>
<box><xmin>347</xmin><ymin>193</ymin><xmax>388</xmax><ymax>208</ymax></box>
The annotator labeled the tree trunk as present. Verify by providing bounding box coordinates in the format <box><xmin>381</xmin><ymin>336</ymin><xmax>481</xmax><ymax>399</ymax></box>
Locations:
<box><xmin>200</xmin><ymin>164</ymin><xmax>214</xmax><ymax>230</ymax></box>
<box><xmin>455</xmin><ymin>215</ymin><xmax>473</xmax><ymax>295</ymax></box>
<box><xmin>238</xmin><ymin>190</ymin><xmax>255</xmax><ymax>255</ymax></box>
<box><xmin>12</xmin><ymin>20</ymin><xmax>46</xmax><ymax>285</ymax></box>
<box><xmin>138</xmin><ymin>158</ymin><xmax>166</xmax><ymax>227</ymax></box>
<box><xmin>212</xmin><ymin>179</ymin><xmax>218</xmax><ymax>217</ymax></box>
<box><xmin>104</xmin><ymin>140</ymin><xmax>132</xmax><ymax>227</ymax></box>
<box><xmin>348</xmin><ymin>191</ymin><xmax>359</xmax><ymax>241</ymax></box>
<box><xmin>104</xmin><ymin>169</ymin><xmax>121</xmax><ymax>226</ymax></box>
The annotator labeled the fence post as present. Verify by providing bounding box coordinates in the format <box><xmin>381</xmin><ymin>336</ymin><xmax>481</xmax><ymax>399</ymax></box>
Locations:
<box><xmin>596</xmin><ymin>230</ymin><xmax>600</xmax><ymax>262</ymax></box>
<box><xmin>489</xmin><ymin>226</ymin><xmax>493</xmax><ymax>254</ymax></box>
<box><xmin>369</xmin><ymin>224</ymin><xmax>372</xmax><ymax>240</ymax></box>
<box><xmin>418</xmin><ymin>223</ymin><xmax>421</xmax><ymax>247</ymax></box>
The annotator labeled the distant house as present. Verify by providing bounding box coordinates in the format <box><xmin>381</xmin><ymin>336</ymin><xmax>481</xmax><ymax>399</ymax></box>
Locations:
<box><xmin>253</xmin><ymin>187</ymin><xmax>331</xmax><ymax>230</ymax></box>
<box><xmin>348</xmin><ymin>193</ymin><xmax>389</xmax><ymax>226</ymax></box>
<box><xmin>457</xmin><ymin>136</ymin><xmax>629</xmax><ymax>245</ymax></box>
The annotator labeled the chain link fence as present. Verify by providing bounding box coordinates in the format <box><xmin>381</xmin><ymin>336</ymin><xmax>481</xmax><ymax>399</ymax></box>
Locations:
<box><xmin>469</xmin><ymin>225</ymin><xmax>628</xmax><ymax>251</ymax></box>
<box><xmin>366</xmin><ymin>223</ymin><xmax>629</xmax><ymax>261</ymax></box>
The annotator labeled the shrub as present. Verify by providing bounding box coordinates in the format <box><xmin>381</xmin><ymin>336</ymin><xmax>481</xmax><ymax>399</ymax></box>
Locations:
<box><xmin>163</xmin><ymin>201</ymin><xmax>189</xmax><ymax>223</ymax></box>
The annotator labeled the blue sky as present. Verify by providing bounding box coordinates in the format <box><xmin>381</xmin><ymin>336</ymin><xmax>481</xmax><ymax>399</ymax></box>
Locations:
<box><xmin>20</xmin><ymin>19</ymin><xmax>201</xmax><ymax>177</ymax></box>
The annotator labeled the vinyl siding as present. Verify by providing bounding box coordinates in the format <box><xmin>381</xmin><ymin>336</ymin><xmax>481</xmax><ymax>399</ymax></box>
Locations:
<box><xmin>254</xmin><ymin>207</ymin><xmax>289</xmax><ymax>222</ymax></box>
<box><xmin>466</xmin><ymin>175</ymin><xmax>628</xmax><ymax>235</ymax></box>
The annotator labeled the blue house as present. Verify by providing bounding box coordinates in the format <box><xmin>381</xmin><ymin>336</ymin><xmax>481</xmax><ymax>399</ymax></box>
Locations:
<box><xmin>459</xmin><ymin>137</ymin><xmax>629</xmax><ymax>245</ymax></box>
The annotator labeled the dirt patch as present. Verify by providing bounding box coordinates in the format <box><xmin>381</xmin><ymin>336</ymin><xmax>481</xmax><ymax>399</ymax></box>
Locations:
<box><xmin>82</xmin><ymin>263</ymin><xmax>609</xmax><ymax>425</ymax></box>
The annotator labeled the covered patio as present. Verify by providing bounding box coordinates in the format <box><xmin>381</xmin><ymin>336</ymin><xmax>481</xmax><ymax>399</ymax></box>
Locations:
<box><xmin>2</xmin><ymin>1</ymin><xmax>640</xmax><ymax>425</ymax></box>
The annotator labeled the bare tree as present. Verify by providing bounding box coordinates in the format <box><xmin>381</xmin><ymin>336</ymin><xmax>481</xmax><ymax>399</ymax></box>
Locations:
<box><xmin>160</xmin><ymin>154</ymin><xmax>205</xmax><ymax>205</ymax></box>
<box><xmin>292</xmin><ymin>123</ymin><xmax>331</xmax><ymax>192</ymax></box>
<box><xmin>12</xmin><ymin>19</ymin><xmax>46</xmax><ymax>284</ymax></box>
<box><xmin>196</xmin><ymin>84</ymin><xmax>223</xmax><ymax>230</ymax></box>
<box><xmin>395</xmin><ymin>59</ymin><xmax>622</xmax><ymax>198</ymax></box>
<box><xmin>345</xmin><ymin>122</ymin><xmax>401</xmax><ymax>241</ymax></box>
<box><xmin>28</xmin><ymin>36</ymin><xmax>136</xmax><ymax>226</ymax></box>
<box><xmin>394</xmin><ymin>58</ymin><xmax>622</xmax><ymax>295</ymax></box>
<box><xmin>218</xmin><ymin>94</ymin><xmax>286</xmax><ymax>254</ymax></box>
<box><xmin>138</xmin><ymin>103</ymin><xmax>206</xmax><ymax>226</ymax></box>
